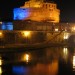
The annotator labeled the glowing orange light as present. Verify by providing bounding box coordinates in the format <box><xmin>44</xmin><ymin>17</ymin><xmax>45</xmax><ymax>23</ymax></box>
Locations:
<box><xmin>55</xmin><ymin>28</ymin><xmax>58</xmax><ymax>31</ymax></box>
<box><xmin>73</xmin><ymin>55</ymin><xmax>75</xmax><ymax>69</ymax></box>
<box><xmin>0</xmin><ymin>32</ymin><xmax>2</xmax><ymax>36</ymax></box>
<box><xmin>63</xmin><ymin>33</ymin><xmax>69</xmax><ymax>39</ymax></box>
<box><xmin>0</xmin><ymin>57</ymin><xmax>2</xmax><ymax>66</ymax></box>
<box><xmin>0</xmin><ymin>67</ymin><xmax>2</xmax><ymax>74</ymax></box>
<box><xmin>24</xmin><ymin>54</ymin><xmax>30</xmax><ymax>62</ymax></box>
<box><xmin>22</xmin><ymin>31</ymin><xmax>30</xmax><ymax>37</ymax></box>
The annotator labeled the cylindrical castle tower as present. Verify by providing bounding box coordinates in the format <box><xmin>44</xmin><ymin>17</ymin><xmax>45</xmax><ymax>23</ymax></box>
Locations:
<box><xmin>14</xmin><ymin>0</ymin><xmax>60</xmax><ymax>23</ymax></box>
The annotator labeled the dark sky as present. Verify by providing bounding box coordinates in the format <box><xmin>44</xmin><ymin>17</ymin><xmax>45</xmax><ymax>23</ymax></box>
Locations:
<box><xmin>53</xmin><ymin>0</ymin><xmax>75</xmax><ymax>22</ymax></box>
<box><xmin>0</xmin><ymin>0</ymin><xmax>25</xmax><ymax>21</ymax></box>
<box><xmin>0</xmin><ymin>0</ymin><xmax>75</xmax><ymax>22</ymax></box>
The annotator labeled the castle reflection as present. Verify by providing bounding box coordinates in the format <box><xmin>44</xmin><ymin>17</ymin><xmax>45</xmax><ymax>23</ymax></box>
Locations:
<box><xmin>0</xmin><ymin>47</ymin><xmax>75</xmax><ymax>75</ymax></box>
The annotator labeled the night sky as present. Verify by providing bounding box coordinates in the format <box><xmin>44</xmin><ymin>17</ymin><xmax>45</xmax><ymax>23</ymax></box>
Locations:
<box><xmin>53</xmin><ymin>0</ymin><xmax>75</xmax><ymax>22</ymax></box>
<box><xmin>0</xmin><ymin>0</ymin><xmax>25</xmax><ymax>21</ymax></box>
<box><xmin>0</xmin><ymin>0</ymin><xmax>75</xmax><ymax>22</ymax></box>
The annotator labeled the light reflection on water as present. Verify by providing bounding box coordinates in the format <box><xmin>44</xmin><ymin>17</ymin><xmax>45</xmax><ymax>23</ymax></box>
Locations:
<box><xmin>22</xmin><ymin>53</ymin><xmax>30</xmax><ymax>63</ymax></box>
<box><xmin>73</xmin><ymin>52</ymin><xmax>75</xmax><ymax>71</ymax></box>
<box><xmin>0</xmin><ymin>67</ymin><xmax>2</xmax><ymax>74</ymax></box>
<box><xmin>63</xmin><ymin>47</ymin><xmax>68</xmax><ymax>62</ymax></box>
<box><xmin>13</xmin><ymin>60</ymin><xmax>58</xmax><ymax>75</ymax></box>
<box><xmin>73</xmin><ymin>55</ymin><xmax>75</xmax><ymax>69</ymax></box>
<box><xmin>0</xmin><ymin>47</ymin><xmax>75</xmax><ymax>75</ymax></box>
<box><xmin>0</xmin><ymin>57</ymin><xmax>2</xmax><ymax>66</ymax></box>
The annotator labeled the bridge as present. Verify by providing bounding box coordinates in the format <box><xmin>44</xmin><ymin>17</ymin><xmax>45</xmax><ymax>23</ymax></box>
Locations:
<box><xmin>13</xmin><ymin>21</ymin><xmax>73</xmax><ymax>31</ymax></box>
<box><xmin>0</xmin><ymin>21</ymin><xmax>75</xmax><ymax>50</ymax></box>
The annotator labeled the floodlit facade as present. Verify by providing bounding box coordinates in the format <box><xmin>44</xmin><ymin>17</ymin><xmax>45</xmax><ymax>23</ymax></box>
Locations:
<box><xmin>14</xmin><ymin>0</ymin><xmax>60</xmax><ymax>23</ymax></box>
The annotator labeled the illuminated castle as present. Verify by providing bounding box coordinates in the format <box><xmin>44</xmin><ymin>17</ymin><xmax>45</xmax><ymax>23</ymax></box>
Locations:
<box><xmin>14</xmin><ymin>0</ymin><xmax>60</xmax><ymax>23</ymax></box>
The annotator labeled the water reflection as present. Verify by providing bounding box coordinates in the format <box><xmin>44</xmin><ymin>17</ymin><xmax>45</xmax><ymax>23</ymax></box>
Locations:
<box><xmin>22</xmin><ymin>53</ymin><xmax>30</xmax><ymax>63</ymax></box>
<box><xmin>0</xmin><ymin>57</ymin><xmax>2</xmax><ymax>66</ymax></box>
<box><xmin>63</xmin><ymin>48</ymin><xmax>68</xmax><ymax>55</ymax></box>
<box><xmin>13</xmin><ymin>60</ymin><xmax>58</xmax><ymax>75</ymax></box>
<box><xmin>0</xmin><ymin>47</ymin><xmax>75</xmax><ymax>75</ymax></box>
<box><xmin>13</xmin><ymin>66</ymin><xmax>28</xmax><ymax>75</ymax></box>
<box><xmin>73</xmin><ymin>55</ymin><xmax>75</xmax><ymax>68</ymax></box>
<box><xmin>0</xmin><ymin>67</ymin><xmax>2</xmax><ymax>74</ymax></box>
<box><xmin>63</xmin><ymin>47</ymin><xmax>68</xmax><ymax>61</ymax></box>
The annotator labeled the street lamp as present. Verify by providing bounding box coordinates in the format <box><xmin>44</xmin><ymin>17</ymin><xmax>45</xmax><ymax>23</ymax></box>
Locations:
<box><xmin>23</xmin><ymin>31</ymin><xmax>30</xmax><ymax>37</ymax></box>
<box><xmin>24</xmin><ymin>54</ymin><xmax>30</xmax><ymax>62</ymax></box>
<box><xmin>0</xmin><ymin>32</ymin><xmax>3</xmax><ymax>45</ymax></box>
<box><xmin>0</xmin><ymin>32</ymin><xmax>3</xmax><ymax>37</ymax></box>
<box><xmin>55</xmin><ymin>28</ymin><xmax>58</xmax><ymax>32</ymax></box>
<box><xmin>63</xmin><ymin>33</ymin><xmax>69</xmax><ymax>40</ymax></box>
<box><xmin>22</xmin><ymin>53</ymin><xmax>30</xmax><ymax>63</ymax></box>
<box><xmin>22</xmin><ymin>31</ymin><xmax>31</xmax><ymax>43</ymax></box>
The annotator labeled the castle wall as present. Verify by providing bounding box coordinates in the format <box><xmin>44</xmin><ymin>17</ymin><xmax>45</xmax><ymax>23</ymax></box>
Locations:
<box><xmin>13</xmin><ymin>1</ymin><xmax>60</xmax><ymax>23</ymax></box>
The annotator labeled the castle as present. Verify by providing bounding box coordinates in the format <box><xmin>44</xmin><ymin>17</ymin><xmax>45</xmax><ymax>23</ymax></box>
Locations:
<box><xmin>14</xmin><ymin>0</ymin><xmax>60</xmax><ymax>23</ymax></box>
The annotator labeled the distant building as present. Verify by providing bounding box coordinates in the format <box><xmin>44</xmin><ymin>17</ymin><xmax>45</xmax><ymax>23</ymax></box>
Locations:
<box><xmin>14</xmin><ymin>0</ymin><xmax>60</xmax><ymax>23</ymax></box>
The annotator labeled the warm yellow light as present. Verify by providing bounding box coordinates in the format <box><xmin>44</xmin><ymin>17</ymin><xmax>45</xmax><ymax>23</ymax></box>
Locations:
<box><xmin>73</xmin><ymin>55</ymin><xmax>75</xmax><ymax>69</ymax></box>
<box><xmin>0</xmin><ymin>67</ymin><xmax>2</xmax><ymax>74</ymax></box>
<box><xmin>0</xmin><ymin>57</ymin><xmax>2</xmax><ymax>66</ymax></box>
<box><xmin>0</xmin><ymin>60</ymin><xmax>2</xmax><ymax>66</ymax></box>
<box><xmin>0</xmin><ymin>22</ymin><xmax>2</xmax><ymax>24</ymax></box>
<box><xmin>23</xmin><ymin>31</ymin><xmax>30</xmax><ymax>37</ymax></box>
<box><xmin>72</xmin><ymin>27</ymin><xmax>75</xmax><ymax>31</ymax></box>
<box><xmin>63</xmin><ymin>33</ymin><xmax>69</xmax><ymax>39</ymax></box>
<box><xmin>34</xmin><ymin>4</ymin><xmax>41</xmax><ymax>7</ymax></box>
<box><xmin>74</xmin><ymin>27</ymin><xmax>75</xmax><ymax>30</ymax></box>
<box><xmin>24</xmin><ymin>54</ymin><xmax>30</xmax><ymax>62</ymax></box>
<box><xmin>55</xmin><ymin>28</ymin><xmax>58</xmax><ymax>32</ymax></box>
<box><xmin>0</xmin><ymin>32</ymin><xmax>2</xmax><ymax>36</ymax></box>
<box><xmin>65</xmin><ymin>29</ymin><xmax>67</xmax><ymax>31</ymax></box>
<box><xmin>63</xmin><ymin>48</ymin><xmax>68</xmax><ymax>55</ymax></box>
<box><xmin>63</xmin><ymin>48</ymin><xmax>68</xmax><ymax>63</ymax></box>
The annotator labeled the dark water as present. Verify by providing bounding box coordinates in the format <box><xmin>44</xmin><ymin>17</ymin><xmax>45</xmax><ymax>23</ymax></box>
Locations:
<box><xmin>0</xmin><ymin>47</ymin><xmax>75</xmax><ymax>75</ymax></box>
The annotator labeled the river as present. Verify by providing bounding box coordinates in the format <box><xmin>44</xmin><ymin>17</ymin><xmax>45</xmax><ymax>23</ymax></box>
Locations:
<box><xmin>0</xmin><ymin>47</ymin><xmax>75</xmax><ymax>75</ymax></box>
